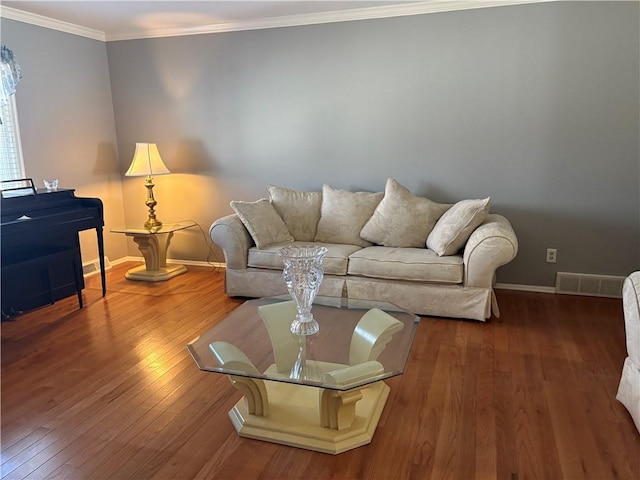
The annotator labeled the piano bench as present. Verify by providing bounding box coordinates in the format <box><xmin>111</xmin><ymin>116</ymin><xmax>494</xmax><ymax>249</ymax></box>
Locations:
<box><xmin>1</xmin><ymin>245</ymin><xmax>83</xmax><ymax>317</ymax></box>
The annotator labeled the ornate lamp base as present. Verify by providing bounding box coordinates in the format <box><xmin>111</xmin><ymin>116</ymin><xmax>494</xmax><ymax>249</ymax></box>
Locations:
<box><xmin>144</xmin><ymin>217</ymin><xmax>163</xmax><ymax>232</ymax></box>
<box><xmin>143</xmin><ymin>176</ymin><xmax>162</xmax><ymax>232</ymax></box>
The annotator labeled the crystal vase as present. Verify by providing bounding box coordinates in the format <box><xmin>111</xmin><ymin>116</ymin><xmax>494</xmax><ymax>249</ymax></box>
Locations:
<box><xmin>278</xmin><ymin>245</ymin><xmax>328</xmax><ymax>336</ymax></box>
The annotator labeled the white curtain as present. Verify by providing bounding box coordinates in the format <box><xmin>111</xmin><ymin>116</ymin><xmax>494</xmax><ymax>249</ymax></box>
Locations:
<box><xmin>0</xmin><ymin>46</ymin><xmax>21</xmax><ymax>114</ymax></box>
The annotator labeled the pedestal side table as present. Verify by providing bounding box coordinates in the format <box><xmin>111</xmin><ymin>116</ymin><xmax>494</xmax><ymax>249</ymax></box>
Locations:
<box><xmin>111</xmin><ymin>221</ymin><xmax>196</xmax><ymax>282</ymax></box>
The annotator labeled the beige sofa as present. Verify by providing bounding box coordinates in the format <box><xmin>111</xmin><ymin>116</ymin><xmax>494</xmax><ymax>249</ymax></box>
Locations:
<box><xmin>210</xmin><ymin>179</ymin><xmax>518</xmax><ymax>321</ymax></box>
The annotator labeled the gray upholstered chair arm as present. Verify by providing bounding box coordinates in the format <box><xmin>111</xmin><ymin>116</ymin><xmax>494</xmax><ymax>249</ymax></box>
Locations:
<box><xmin>209</xmin><ymin>214</ymin><xmax>254</xmax><ymax>269</ymax></box>
<box><xmin>463</xmin><ymin>214</ymin><xmax>518</xmax><ymax>288</ymax></box>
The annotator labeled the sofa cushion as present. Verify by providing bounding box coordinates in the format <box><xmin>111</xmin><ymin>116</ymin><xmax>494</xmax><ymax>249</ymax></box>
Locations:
<box><xmin>314</xmin><ymin>185</ymin><xmax>383</xmax><ymax>247</ymax></box>
<box><xmin>266</xmin><ymin>185</ymin><xmax>322</xmax><ymax>242</ymax></box>
<box><xmin>426</xmin><ymin>197</ymin><xmax>491</xmax><ymax>256</ymax></box>
<box><xmin>248</xmin><ymin>242</ymin><xmax>362</xmax><ymax>276</ymax></box>
<box><xmin>360</xmin><ymin>178</ymin><xmax>451</xmax><ymax>248</ymax></box>
<box><xmin>348</xmin><ymin>246</ymin><xmax>463</xmax><ymax>284</ymax></box>
<box><xmin>230</xmin><ymin>198</ymin><xmax>294</xmax><ymax>249</ymax></box>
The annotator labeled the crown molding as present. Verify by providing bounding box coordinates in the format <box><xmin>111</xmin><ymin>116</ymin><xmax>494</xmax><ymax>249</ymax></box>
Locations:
<box><xmin>107</xmin><ymin>0</ymin><xmax>553</xmax><ymax>41</ymax></box>
<box><xmin>0</xmin><ymin>5</ymin><xmax>105</xmax><ymax>41</ymax></box>
<box><xmin>1</xmin><ymin>1</ymin><xmax>553</xmax><ymax>43</ymax></box>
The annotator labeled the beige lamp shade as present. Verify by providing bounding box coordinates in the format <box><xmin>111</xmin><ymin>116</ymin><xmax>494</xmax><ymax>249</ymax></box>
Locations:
<box><xmin>125</xmin><ymin>143</ymin><xmax>171</xmax><ymax>177</ymax></box>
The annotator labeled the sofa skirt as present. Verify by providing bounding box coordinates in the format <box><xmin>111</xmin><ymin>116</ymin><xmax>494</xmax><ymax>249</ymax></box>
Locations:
<box><xmin>225</xmin><ymin>268</ymin><xmax>346</xmax><ymax>299</ymax></box>
<box><xmin>345</xmin><ymin>277</ymin><xmax>491</xmax><ymax>321</ymax></box>
<box><xmin>224</xmin><ymin>268</ymin><xmax>493</xmax><ymax>321</ymax></box>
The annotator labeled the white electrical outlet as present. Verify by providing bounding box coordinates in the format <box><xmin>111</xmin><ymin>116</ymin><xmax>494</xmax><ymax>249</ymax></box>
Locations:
<box><xmin>546</xmin><ymin>248</ymin><xmax>557</xmax><ymax>263</ymax></box>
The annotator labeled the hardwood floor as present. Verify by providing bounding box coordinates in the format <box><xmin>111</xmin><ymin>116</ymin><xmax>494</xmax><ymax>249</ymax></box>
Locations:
<box><xmin>2</xmin><ymin>262</ymin><xmax>639</xmax><ymax>479</ymax></box>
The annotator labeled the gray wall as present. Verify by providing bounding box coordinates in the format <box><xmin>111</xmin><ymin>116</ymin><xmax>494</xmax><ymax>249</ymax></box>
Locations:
<box><xmin>1</xmin><ymin>18</ymin><xmax>128</xmax><ymax>263</ymax></box>
<box><xmin>3</xmin><ymin>1</ymin><xmax>639</xmax><ymax>288</ymax></box>
<box><xmin>107</xmin><ymin>1</ymin><xmax>640</xmax><ymax>287</ymax></box>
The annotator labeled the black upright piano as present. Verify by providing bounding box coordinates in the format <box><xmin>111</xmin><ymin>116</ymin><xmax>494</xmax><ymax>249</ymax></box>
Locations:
<box><xmin>1</xmin><ymin>180</ymin><xmax>106</xmax><ymax>317</ymax></box>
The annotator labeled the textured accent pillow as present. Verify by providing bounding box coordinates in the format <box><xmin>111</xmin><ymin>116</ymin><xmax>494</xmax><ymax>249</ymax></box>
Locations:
<box><xmin>230</xmin><ymin>198</ymin><xmax>294</xmax><ymax>249</ymax></box>
<box><xmin>314</xmin><ymin>185</ymin><xmax>384</xmax><ymax>247</ymax></box>
<box><xmin>426</xmin><ymin>197</ymin><xmax>490</xmax><ymax>256</ymax></box>
<box><xmin>266</xmin><ymin>185</ymin><xmax>322</xmax><ymax>242</ymax></box>
<box><xmin>360</xmin><ymin>178</ymin><xmax>451</xmax><ymax>248</ymax></box>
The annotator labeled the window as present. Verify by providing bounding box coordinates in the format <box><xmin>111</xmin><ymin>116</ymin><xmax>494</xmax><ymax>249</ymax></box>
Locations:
<box><xmin>0</xmin><ymin>95</ymin><xmax>24</xmax><ymax>182</ymax></box>
<box><xmin>1</xmin><ymin>45</ymin><xmax>24</xmax><ymax>183</ymax></box>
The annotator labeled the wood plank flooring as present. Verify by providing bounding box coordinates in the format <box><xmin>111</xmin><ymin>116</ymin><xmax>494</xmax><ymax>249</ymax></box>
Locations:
<box><xmin>2</xmin><ymin>262</ymin><xmax>639</xmax><ymax>479</ymax></box>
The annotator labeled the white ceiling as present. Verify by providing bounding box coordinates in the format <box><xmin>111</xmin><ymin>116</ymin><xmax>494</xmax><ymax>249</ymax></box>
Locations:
<box><xmin>0</xmin><ymin>0</ymin><xmax>550</xmax><ymax>41</ymax></box>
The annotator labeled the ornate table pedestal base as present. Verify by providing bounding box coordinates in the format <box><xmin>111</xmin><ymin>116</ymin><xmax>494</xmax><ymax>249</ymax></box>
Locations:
<box><xmin>124</xmin><ymin>231</ymin><xmax>187</xmax><ymax>282</ymax></box>
<box><xmin>227</xmin><ymin>376</ymin><xmax>390</xmax><ymax>455</ymax></box>
<box><xmin>125</xmin><ymin>262</ymin><xmax>187</xmax><ymax>282</ymax></box>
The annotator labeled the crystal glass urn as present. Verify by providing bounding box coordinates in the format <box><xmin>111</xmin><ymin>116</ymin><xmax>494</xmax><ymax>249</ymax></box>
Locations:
<box><xmin>278</xmin><ymin>245</ymin><xmax>328</xmax><ymax>336</ymax></box>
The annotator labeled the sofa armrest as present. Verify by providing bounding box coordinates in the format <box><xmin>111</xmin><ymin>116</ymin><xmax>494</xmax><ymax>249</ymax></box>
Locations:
<box><xmin>209</xmin><ymin>214</ymin><xmax>254</xmax><ymax>269</ymax></box>
<box><xmin>463</xmin><ymin>214</ymin><xmax>518</xmax><ymax>288</ymax></box>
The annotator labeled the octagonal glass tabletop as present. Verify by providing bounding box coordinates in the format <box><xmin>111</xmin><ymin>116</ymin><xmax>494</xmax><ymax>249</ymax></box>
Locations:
<box><xmin>187</xmin><ymin>295</ymin><xmax>419</xmax><ymax>391</ymax></box>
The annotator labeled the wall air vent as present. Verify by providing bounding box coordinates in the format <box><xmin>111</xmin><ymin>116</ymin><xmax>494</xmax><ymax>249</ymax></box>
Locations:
<box><xmin>555</xmin><ymin>272</ymin><xmax>624</xmax><ymax>298</ymax></box>
<box><xmin>82</xmin><ymin>257</ymin><xmax>111</xmax><ymax>277</ymax></box>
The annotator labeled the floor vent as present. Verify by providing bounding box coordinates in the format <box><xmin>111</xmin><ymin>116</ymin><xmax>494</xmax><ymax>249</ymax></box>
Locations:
<box><xmin>555</xmin><ymin>272</ymin><xmax>624</xmax><ymax>298</ymax></box>
<box><xmin>82</xmin><ymin>257</ymin><xmax>112</xmax><ymax>277</ymax></box>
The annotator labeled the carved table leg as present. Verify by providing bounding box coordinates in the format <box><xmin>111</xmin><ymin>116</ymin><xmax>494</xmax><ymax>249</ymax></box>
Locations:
<box><xmin>319</xmin><ymin>388</ymin><xmax>365</xmax><ymax>430</ymax></box>
<box><xmin>132</xmin><ymin>232</ymin><xmax>172</xmax><ymax>271</ymax></box>
<box><xmin>228</xmin><ymin>375</ymin><xmax>269</xmax><ymax>416</ymax></box>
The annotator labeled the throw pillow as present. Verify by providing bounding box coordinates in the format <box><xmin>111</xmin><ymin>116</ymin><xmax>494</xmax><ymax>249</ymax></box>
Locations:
<box><xmin>314</xmin><ymin>185</ymin><xmax>383</xmax><ymax>247</ymax></box>
<box><xmin>266</xmin><ymin>185</ymin><xmax>322</xmax><ymax>242</ymax></box>
<box><xmin>426</xmin><ymin>197</ymin><xmax>490</xmax><ymax>256</ymax></box>
<box><xmin>360</xmin><ymin>178</ymin><xmax>451</xmax><ymax>248</ymax></box>
<box><xmin>230</xmin><ymin>198</ymin><xmax>294</xmax><ymax>249</ymax></box>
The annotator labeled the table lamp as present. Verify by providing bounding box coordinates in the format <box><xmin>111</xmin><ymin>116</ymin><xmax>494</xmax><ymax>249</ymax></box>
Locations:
<box><xmin>125</xmin><ymin>142</ymin><xmax>171</xmax><ymax>230</ymax></box>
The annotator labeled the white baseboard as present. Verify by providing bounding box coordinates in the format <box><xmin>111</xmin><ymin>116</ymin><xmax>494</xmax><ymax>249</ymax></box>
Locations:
<box><xmin>110</xmin><ymin>256</ymin><xmax>138</xmax><ymax>266</ymax></box>
<box><xmin>104</xmin><ymin>258</ymin><xmax>574</xmax><ymax>295</ymax></box>
<box><xmin>169</xmin><ymin>258</ymin><xmax>225</xmax><ymax>268</ymax></box>
<box><xmin>494</xmin><ymin>282</ymin><xmax>556</xmax><ymax>294</ymax></box>
<box><xmin>111</xmin><ymin>256</ymin><xmax>225</xmax><ymax>269</ymax></box>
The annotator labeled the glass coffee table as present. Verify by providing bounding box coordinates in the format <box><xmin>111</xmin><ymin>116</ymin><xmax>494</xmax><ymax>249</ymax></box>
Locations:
<box><xmin>187</xmin><ymin>295</ymin><xmax>419</xmax><ymax>454</ymax></box>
